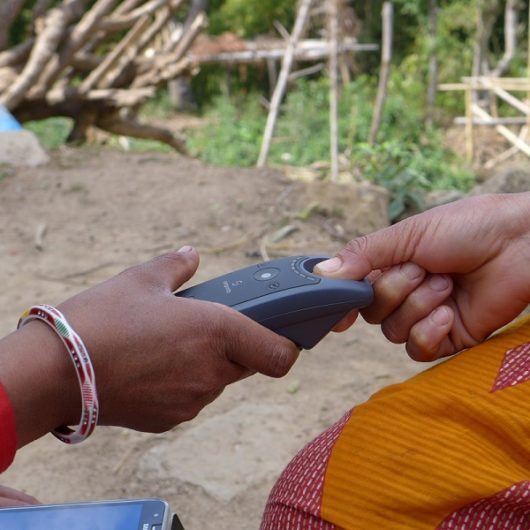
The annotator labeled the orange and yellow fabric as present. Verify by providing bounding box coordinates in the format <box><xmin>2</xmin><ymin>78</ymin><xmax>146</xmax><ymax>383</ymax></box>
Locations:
<box><xmin>262</xmin><ymin>316</ymin><xmax>530</xmax><ymax>530</ymax></box>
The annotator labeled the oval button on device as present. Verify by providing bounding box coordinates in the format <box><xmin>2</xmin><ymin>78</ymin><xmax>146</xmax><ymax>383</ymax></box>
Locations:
<box><xmin>253</xmin><ymin>267</ymin><xmax>280</xmax><ymax>281</ymax></box>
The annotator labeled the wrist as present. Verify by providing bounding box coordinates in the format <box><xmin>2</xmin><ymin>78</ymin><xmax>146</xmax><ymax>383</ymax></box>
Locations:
<box><xmin>0</xmin><ymin>321</ymin><xmax>80</xmax><ymax>448</ymax></box>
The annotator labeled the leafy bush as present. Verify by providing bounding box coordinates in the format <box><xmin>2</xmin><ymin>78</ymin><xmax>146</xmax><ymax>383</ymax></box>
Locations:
<box><xmin>188</xmin><ymin>75</ymin><xmax>475</xmax><ymax>220</ymax></box>
<box><xmin>208</xmin><ymin>0</ymin><xmax>296</xmax><ymax>38</ymax></box>
<box><xmin>187</xmin><ymin>95</ymin><xmax>266</xmax><ymax>166</ymax></box>
<box><xmin>351</xmin><ymin>139</ymin><xmax>474</xmax><ymax>221</ymax></box>
<box><xmin>25</xmin><ymin>117</ymin><xmax>73</xmax><ymax>149</ymax></box>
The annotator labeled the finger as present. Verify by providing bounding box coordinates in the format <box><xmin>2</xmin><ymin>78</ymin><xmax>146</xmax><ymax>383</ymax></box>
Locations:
<box><xmin>381</xmin><ymin>274</ymin><xmax>453</xmax><ymax>344</ymax></box>
<box><xmin>145</xmin><ymin>246</ymin><xmax>200</xmax><ymax>291</ymax></box>
<box><xmin>218</xmin><ymin>305</ymin><xmax>300</xmax><ymax>378</ymax></box>
<box><xmin>405</xmin><ymin>306</ymin><xmax>455</xmax><ymax>362</ymax></box>
<box><xmin>361</xmin><ymin>262</ymin><xmax>426</xmax><ymax>324</ymax></box>
<box><xmin>0</xmin><ymin>486</ymin><xmax>39</xmax><ymax>505</ymax></box>
<box><xmin>314</xmin><ymin>218</ymin><xmax>425</xmax><ymax>279</ymax></box>
<box><xmin>332</xmin><ymin>309</ymin><xmax>359</xmax><ymax>332</ymax></box>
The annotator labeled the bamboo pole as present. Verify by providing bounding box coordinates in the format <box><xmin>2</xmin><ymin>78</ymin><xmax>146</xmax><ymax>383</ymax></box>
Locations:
<box><xmin>473</xmin><ymin>103</ymin><xmax>530</xmax><ymax>158</ymax></box>
<box><xmin>189</xmin><ymin>40</ymin><xmax>377</xmax><ymax>64</ymax></box>
<box><xmin>527</xmin><ymin>5</ymin><xmax>530</xmax><ymax>136</ymax></box>
<box><xmin>368</xmin><ymin>2</ymin><xmax>393</xmax><ymax>145</ymax></box>
<box><xmin>426</xmin><ymin>0</ymin><xmax>438</xmax><ymax>127</ymax></box>
<box><xmin>483</xmin><ymin>80</ymin><xmax>530</xmax><ymax>116</ymax></box>
<box><xmin>257</xmin><ymin>0</ymin><xmax>313</xmax><ymax>168</ymax></box>
<box><xmin>464</xmin><ymin>86</ymin><xmax>474</xmax><ymax>162</ymax></box>
<box><xmin>329</xmin><ymin>0</ymin><xmax>340</xmax><ymax>181</ymax></box>
<box><xmin>454</xmin><ymin>116</ymin><xmax>528</xmax><ymax>125</ymax></box>
<box><xmin>484</xmin><ymin>126</ymin><xmax>528</xmax><ymax>169</ymax></box>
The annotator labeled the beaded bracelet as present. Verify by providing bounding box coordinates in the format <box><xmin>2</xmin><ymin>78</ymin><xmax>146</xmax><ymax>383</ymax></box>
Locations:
<box><xmin>17</xmin><ymin>305</ymin><xmax>99</xmax><ymax>444</ymax></box>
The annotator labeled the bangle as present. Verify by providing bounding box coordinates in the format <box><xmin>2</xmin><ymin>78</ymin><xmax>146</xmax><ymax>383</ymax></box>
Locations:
<box><xmin>17</xmin><ymin>305</ymin><xmax>99</xmax><ymax>444</ymax></box>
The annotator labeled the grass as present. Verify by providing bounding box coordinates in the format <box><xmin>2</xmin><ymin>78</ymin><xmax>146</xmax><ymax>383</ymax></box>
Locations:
<box><xmin>25</xmin><ymin>117</ymin><xmax>72</xmax><ymax>150</ymax></box>
<box><xmin>24</xmin><ymin>115</ymin><xmax>172</xmax><ymax>154</ymax></box>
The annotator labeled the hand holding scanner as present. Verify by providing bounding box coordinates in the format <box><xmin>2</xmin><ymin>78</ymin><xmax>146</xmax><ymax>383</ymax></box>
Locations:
<box><xmin>175</xmin><ymin>255</ymin><xmax>373</xmax><ymax>349</ymax></box>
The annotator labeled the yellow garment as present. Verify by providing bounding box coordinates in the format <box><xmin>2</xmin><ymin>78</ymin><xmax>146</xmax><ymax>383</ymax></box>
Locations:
<box><xmin>321</xmin><ymin>316</ymin><xmax>530</xmax><ymax>529</ymax></box>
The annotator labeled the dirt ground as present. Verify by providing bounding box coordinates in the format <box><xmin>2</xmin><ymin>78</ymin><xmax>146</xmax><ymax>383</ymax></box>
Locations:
<box><xmin>0</xmin><ymin>147</ymin><xmax>425</xmax><ymax>529</ymax></box>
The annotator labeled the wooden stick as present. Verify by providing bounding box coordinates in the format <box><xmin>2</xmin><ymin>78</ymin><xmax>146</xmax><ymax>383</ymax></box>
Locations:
<box><xmin>30</xmin><ymin>0</ymin><xmax>119</xmax><ymax>98</ymax></box>
<box><xmin>454</xmin><ymin>116</ymin><xmax>529</xmax><ymax>126</ymax></box>
<box><xmin>329</xmin><ymin>0</ymin><xmax>340</xmax><ymax>181</ymax></box>
<box><xmin>481</xmin><ymin>79</ymin><xmax>530</xmax><ymax>116</ymax></box>
<box><xmin>368</xmin><ymin>1</ymin><xmax>393</xmax><ymax>145</ymax></box>
<box><xmin>168</xmin><ymin>11</ymin><xmax>207</xmax><ymax>59</ymax></box>
<box><xmin>0</xmin><ymin>0</ymin><xmax>88</xmax><ymax>110</ymax></box>
<box><xmin>32</xmin><ymin>0</ymin><xmax>53</xmax><ymax>22</ymax></box>
<box><xmin>78</xmin><ymin>15</ymin><xmax>150</xmax><ymax>93</ymax></box>
<box><xmin>190</xmin><ymin>39</ymin><xmax>377</xmax><ymax>64</ymax></box>
<box><xmin>288</xmin><ymin>62</ymin><xmax>324</xmax><ymax>82</ymax></box>
<box><xmin>136</xmin><ymin>0</ymin><xmax>185</xmax><ymax>54</ymax></box>
<box><xmin>491</xmin><ymin>0</ymin><xmax>518</xmax><ymax>77</ymax></box>
<box><xmin>97</xmin><ymin>111</ymin><xmax>187</xmax><ymax>153</ymax></box>
<box><xmin>273</xmin><ymin>20</ymin><xmax>290</xmax><ymax>41</ymax></box>
<box><xmin>0</xmin><ymin>39</ymin><xmax>35</xmax><ymax>68</ymax></box>
<box><xmin>100</xmin><ymin>0</ymin><xmax>167</xmax><ymax>32</ymax></box>
<box><xmin>484</xmin><ymin>126</ymin><xmax>528</xmax><ymax>169</ymax></box>
<box><xmin>257</xmin><ymin>0</ymin><xmax>313</xmax><ymax>168</ymax></box>
<box><xmin>527</xmin><ymin>5</ymin><xmax>530</xmax><ymax>136</ymax></box>
<box><xmin>34</xmin><ymin>222</ymin><xmax>48</xmax><ymax>251</ymax></box>
<box><xmin>113</xmin><ymin>0</ymin><xmax>145</xmax><ymax>15</ymax></box>
<box><xmin>426</xmin><ymin>0</ymin><xmax>438</xmax><ymax>127</ymax></box>
<box><xmin>0</xmin><ymin>0</ymin><xmax>26</xmax><ymax>51</ymax></box>
<box><xmin>464</xmin><ymin>87</ymin><xmax>474</xmax><ymax>162</ymax></box>
<box><xmin>438</xmin><ymin>83</ymin><xmax>470</xmax><ymax>91</ymax></box>
<box><xmin>85</xmin><ymin>87</ymin><xmax>155</xmax><ymax>105</ymax></box>
<box><xmin>472</xmin><ymin>103</ymin><xmax>530</xmax><ymax>158</ymax></box>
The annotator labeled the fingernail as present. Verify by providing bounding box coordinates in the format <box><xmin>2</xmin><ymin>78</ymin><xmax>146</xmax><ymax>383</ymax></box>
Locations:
<box><xmin>178</xmin><ymin>245</ymin><xmax>193</xmax><ymax>253</ymax></box>
<box><xmin>429</xmin><ymin>275</ymin><xmax>450</xmax><ymax>291</ymax></box>
<box><xmin>315</xmin><ymin>257</ymin><xmax>342</xmax><ymax>274</ymax></box>
<box><xmin>431</xmin><ymin>306</ymin><xmax>450</xmax><ymax>326</ymax></box>
<box><xmin>400</xmin><ymin>262</ymin><xmax>423</xmax><ymax>281</ymax></box>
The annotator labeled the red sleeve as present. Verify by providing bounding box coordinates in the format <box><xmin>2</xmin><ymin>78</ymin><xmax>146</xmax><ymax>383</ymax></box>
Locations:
<box><xmin>0</xmin><ymin>382</ymin><xmax>16</xmax><ymax>472</ymax></box>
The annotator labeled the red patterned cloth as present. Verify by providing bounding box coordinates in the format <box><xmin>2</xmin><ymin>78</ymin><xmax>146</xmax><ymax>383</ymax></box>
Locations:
<box><xmin>492</xmin><ymin>342</ymin><xmax>530</xmax><ymax>392</ymax></box>
<box><xmin>261</xmin><ymin>411</ymin><xmax>351</xmax><ymax>529</ymax></box>
<box><xmin>0</xmin><ymin>381</ymin><xmax>16</xmax><ymax>472</ymax></box>
<box><xmin>437</xmin><ymin>481</ymin><xmax>530</xmax><ymax>530</ymax></box>
<box><xmin>261</xmin><ymin>318</ymin><xmax>530</xmax><ymax>530</ymax></box>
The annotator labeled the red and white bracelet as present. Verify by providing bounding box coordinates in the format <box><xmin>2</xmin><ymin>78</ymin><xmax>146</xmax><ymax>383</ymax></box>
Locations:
<box><xmin>17</xmin><ymin>305</ymin><xmax>99</xmax><ymax>444</ymax></box>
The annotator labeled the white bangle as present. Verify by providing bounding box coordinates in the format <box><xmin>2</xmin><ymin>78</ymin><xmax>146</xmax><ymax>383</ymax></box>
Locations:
<box><xmin>17</xmin><ymin>305</ymin><xmax>99</xmax><ymax>444</ymax></box>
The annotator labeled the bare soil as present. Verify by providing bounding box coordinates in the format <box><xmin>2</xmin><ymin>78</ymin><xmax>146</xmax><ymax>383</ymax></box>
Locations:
<box><xmin>0</xmin><ymin>147</ymin><xmax>424</xmax><ymax>529</ymax></box>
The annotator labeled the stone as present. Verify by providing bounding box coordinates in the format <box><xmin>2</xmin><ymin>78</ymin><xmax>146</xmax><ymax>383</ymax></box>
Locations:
<box><xmin>137</xmin><ymin>404</ymin><xmax>303</xmax><ymax>502</ymax></box>
<box><xmin>424</xmin><ymin>189</ymin><xmax>466</xmax><ymax>209</ymax></box>
<box><xmin>470</xmin><ymin>163</ymin><xmax>530</xmax><ymax>195</ymax></box>
<box><xmin>0</xmin><ymin>130</ymin><xmax>49</xmax><ymax>167</ymax></box>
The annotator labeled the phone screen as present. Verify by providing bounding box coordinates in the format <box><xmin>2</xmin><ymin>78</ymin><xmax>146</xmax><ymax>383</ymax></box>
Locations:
<box><xmin>0</xmin><ymin>499</ymin><xmax>165</xmax><ymax>529</ymax></box>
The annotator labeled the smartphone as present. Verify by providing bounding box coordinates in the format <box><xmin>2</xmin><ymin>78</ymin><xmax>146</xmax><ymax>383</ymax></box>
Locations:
<box><xmin>0</xmin><ymin>498</ymin><xmax>184</xmax><ymax>529</ymax></box>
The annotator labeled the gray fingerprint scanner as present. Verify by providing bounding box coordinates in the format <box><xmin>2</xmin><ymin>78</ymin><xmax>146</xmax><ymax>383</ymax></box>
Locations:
<box><xmin>175</xmin><ymin>255</ymin><xmax>373</xmax><ymax>349</ymax></box>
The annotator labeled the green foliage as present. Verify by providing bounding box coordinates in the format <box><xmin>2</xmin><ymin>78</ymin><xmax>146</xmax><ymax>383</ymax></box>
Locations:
<box><xmin>208</xmin><ymin>0</ymin><xmax>296</xmax><ymax>37</ymax></box>
<box><xmin>139</xmin><ymin>90</ymin><xmax>175</xmax><ymax>119</ymax></box>
<box><xmin>25</xmin><ymin>117</ymin><xmax>73</xmax><ymax>150</ymax></box>
<box><xmin>187</xmin><ymin>95</ymin><xmax>266</xmax><ymax>166</ymax></box>
<box><xmin>188</xmin><ymin>75</ymin><xmax>475</xmax><ymax>221</ymax></box>
<box><xmin>351</xmin><ymin>139</ymin><xmax>474</xmax><ymax>221</ymax></box>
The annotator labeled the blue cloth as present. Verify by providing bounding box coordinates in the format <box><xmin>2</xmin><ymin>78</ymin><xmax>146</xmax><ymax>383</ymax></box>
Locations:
<box><xmin>0</xmin><ymin>105</ymin><xmax>22</xmax><ymax>131</ymax></box>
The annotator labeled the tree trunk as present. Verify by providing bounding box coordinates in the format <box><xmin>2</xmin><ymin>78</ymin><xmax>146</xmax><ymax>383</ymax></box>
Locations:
<box><xmin>257</xmin><ymin>0</ymin><xmax>313</xmax><ymax>167</ymax></box>
<box><xmin>491</xmin><ymin>0</ymin><xmax>519</xmax><ymax>77</ymax></box>
<box><xmin>168</xmin><ymin>0</ymin><xmax>207</xmax><ymax>110</ymax></box>
<box><xmin>472</xmin><ymin>0</ymin><xmax>501</xmax><ymax>79</ymax></box>
<box><xmin>0</xmin><ymin>0</ymin><xmax>25</xmax><ymax>51</ymax></box>
<box><xmin>328</xmin><ymin>0</ymin><xmax>340</xmax><ymax>181</ymax></box>
<box><xmin>368</xmin><ymin>2</ymin><xmax>393</xmax><ymax>145</ymax></box>
<box><xmin>426</xmin><ymin>0</ymin><xmax>438</xmax><ymax>127</ymax></box>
